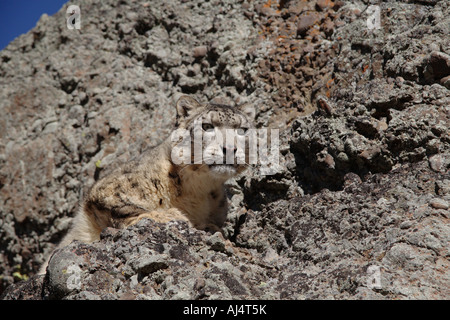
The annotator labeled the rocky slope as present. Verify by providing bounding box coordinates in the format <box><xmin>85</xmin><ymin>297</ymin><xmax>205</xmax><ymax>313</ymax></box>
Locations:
<box><xmin>1</xmin><ymin>0</ymin><xmax>449</xmax><ymax>299</ymax></box>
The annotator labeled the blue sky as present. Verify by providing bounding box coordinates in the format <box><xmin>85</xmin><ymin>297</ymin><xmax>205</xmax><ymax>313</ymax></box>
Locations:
<box><xmin>0</xmin><ymin>0</ymin><xmax>68</xmax><ymax>50</ymax></box>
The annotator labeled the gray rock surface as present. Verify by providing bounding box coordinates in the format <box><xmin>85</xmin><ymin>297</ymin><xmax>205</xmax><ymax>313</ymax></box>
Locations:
<box><xmin>1</xmin><ymin>0</ymin><xmax>449</xmax><ymax>299</ymax></box>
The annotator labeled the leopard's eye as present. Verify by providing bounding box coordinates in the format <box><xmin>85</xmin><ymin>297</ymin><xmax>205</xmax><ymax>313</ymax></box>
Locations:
<box><xmin>202</xmin><ymin>123</ymin><xmax>214</xmax><ymax>132</ymax></box>
<box><xmin>237</xmin><ymin>127</ymin><xmax>248</xmax><ymax>136</ymax></box>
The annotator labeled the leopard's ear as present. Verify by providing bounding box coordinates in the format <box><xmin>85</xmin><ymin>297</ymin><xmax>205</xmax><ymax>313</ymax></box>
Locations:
<box><xmin>176</xmin><ymin>96</ymin><xmax>203</xmax><ymax>119</ymax></box>
<box><xmin>237</xmin><ymin>102</ymin><xmax>255</xmax><ymax>120</ymax></box>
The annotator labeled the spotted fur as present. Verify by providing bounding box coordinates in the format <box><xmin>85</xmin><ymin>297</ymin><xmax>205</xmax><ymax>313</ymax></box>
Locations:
<box><xmin>40</xmin><ymin>96</ymin><xmax>255</xmax><ymax>273</ymax></box>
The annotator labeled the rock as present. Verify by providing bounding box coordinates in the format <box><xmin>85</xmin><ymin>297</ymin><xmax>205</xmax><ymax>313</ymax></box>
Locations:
<box><xmin>316</xmin><ymin>0</ymin><xmax>335</xmax><ymax>11</ymax></box>
<box><xmin>428</xmin><ymin>154</ymin><xmax>449</xmax><ymax>173</ymax></box>
<box><xmin>297</xmin><ymin>12</ymin><xmax>322</xmax><ymax>37</ymax></box>
<box><xmin>440</xmin><ymin>75</ymin><xmax>450</xmax><ymax>89</ymax></box>
<box><xmin>46</xmin><ymin>245</ymin><xmax>87</xmax><ymax>299</ymax></box>
<box><xmin>423</xmin><ymin>51</ymin><xmax>450</xmax><ymax>82</ymax></box>
<box><xmin>206</xmin><ymin>232</ymin><xmax>226</xmax><ymax>252</ymax></box>
<box><xmin>132</xmin><ymin>254</ymin><xmax>169</xmax><ymax>275</ymax></box>
<box><xmin>429</xmin><ymin>199</ymin><xmax>449</xmax><ymax>210</ymax></box>
<box><xmin>192</xmin><ymin>46</ymin><xmax>208</xmax><ymax>58</ymax></box>
<box><xmin>1</xmin><ymin>0</ymin><xmax>450</xmax><ymax>300</ymax></box>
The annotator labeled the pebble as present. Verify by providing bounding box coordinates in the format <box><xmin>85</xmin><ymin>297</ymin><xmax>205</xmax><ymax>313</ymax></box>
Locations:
<box><xmin>193</xmin><ymin>46</ymin><xmax>208</xmax><ymax>58</ymax></box>
<box><xmin>399</xmin><ymin>221</ymin><xmax>414</xmax><ymax>229</ymax></box>
<box><xmin>428</xmin><ymin>51</ymin><xmax>450</xmax><ymax>79</ymax></box>
<box><xmin>428</xmin><ymin>154</ymin><xmax>444</xmax><ymax>172</ymax></box>
<box><xmin>317</xmin><ymin>0</ymin><xmax>335</xmax><ymax>11</ymax></box>
<box><xmin>429</xmin><ymin>198</ymin><xmax>449</xmax><ymax>210</ymax></box>
<box><xmin>297</xmin><ymin>12</ymin><xmax>322</xmax><ymax>37</ymax></box>
<box><xmin>440</xmin><ymin>75</ymin><xmax>450</xmax><ymax>89</ymax></box>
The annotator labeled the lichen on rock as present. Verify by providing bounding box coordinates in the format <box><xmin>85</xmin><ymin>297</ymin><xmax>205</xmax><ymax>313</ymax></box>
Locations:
<box><xmin>1</xmin><ymin>0</ymin><xmax>449</xmax><ymax>300</ymax></box>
